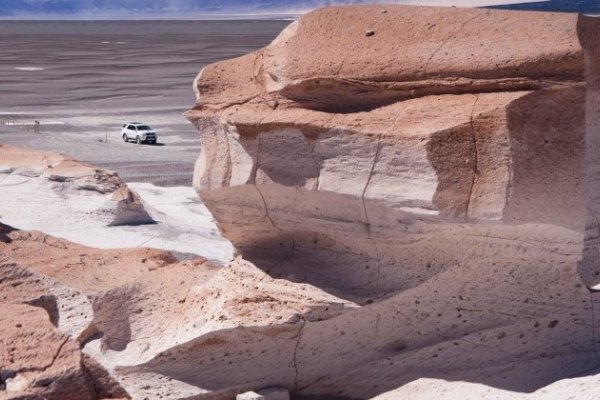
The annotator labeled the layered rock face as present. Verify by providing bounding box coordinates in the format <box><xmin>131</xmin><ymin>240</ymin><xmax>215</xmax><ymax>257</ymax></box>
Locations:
<box><xmin>185</xmin><ymin>5</ymin><xmax>600</xmax><ymax>399</ymax></box>
<box><xmin>5</xmin><ymin>5</ymin><xmax>600</xmax><ymax>400</ymax></box>
<box><xmin>186</xmin><ymin>6</ymin><xmax>592</xmax><ymax>296</ymax></box>
<box><xmin>579</xmin><ymin>15</ymin><xmax>600</xmax><ymax>289</ymax></box>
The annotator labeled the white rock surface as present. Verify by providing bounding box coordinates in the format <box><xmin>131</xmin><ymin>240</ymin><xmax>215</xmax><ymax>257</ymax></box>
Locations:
<box><xmin>237</xmin><ymin>391</ymin><xmax>266</xmax><ymax>400</ymax></box>
<box><xmin>0</xmin><ymin>145</ymin><xmax>233</xmax><ymax>264</ymax></box>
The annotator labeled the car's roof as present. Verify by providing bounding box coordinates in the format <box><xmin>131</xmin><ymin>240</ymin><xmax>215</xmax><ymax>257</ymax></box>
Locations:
<box><xmin>124</xmin><ymin>122</ymin><xmax>145</xmax><ymax>125</ymax></box>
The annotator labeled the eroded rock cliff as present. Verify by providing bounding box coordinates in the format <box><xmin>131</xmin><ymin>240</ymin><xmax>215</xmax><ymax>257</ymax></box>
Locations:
<box><xmin>184</xmin><ymin>4</ymin><xmax>600</xmax><ymax>399</ymax></box>
<box><xmin>4</xmin><ymin>5</ymin><xmax>600</xmax><ymax>400</ymax></box>
<box><xmin>0</xmin><ymin>223</ymin><xmax>352</xmax><ymax>399</ymax></box>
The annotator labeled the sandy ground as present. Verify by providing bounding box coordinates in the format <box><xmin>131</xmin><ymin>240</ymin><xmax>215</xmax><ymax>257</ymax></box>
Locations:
<box><xmin>0</xmin><ymin>20</ymin><xmax>289</xmax><ymax>186</ymax></box>
<box><xmin>0</xmin><ymin>20</ymin><xmax>286</xmax><ymax>260</ymax></box>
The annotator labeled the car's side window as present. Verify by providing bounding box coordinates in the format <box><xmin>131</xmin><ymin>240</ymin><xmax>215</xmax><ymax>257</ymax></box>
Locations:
<box><xmin>127</xmin><ymin>125</ymin><xmax>134</xmax><ymax>130</ymax></box>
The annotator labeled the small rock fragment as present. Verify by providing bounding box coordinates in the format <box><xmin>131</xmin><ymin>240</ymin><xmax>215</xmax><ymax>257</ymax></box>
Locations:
<box><xmin>237</xmin><ymin>391</ymin><xmax>266</xmax><ymax>400</ymax></box>
<box><xmin>365</xmin><ymin>29</ymin><xmax>375</xmax><ymax>37</ymax></box>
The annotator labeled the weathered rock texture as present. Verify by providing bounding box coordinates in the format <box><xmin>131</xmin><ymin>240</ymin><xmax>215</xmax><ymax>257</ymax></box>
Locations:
<box><xmin>4</xmin><ymin>5</ymin><xmax>600</xmax><ymax>400</ymax></box>
<box><xmin>185</xmin><ymin>4</ymin><xmax>600</xmax><ymax>399</ymax></box>
<box><xmin>0</xmin><ymin>144</ymin><xmax>154</xmax><ymax>228</ymax></box>
<box><xmin>0</xmin><ymin>222</ymin><xmax>353</xmax><ymax>399</ymax></box>
<box><xmin>579</xmin><ymin>15</ymin><xmax>600</xmax><ymax>290</ymax></box>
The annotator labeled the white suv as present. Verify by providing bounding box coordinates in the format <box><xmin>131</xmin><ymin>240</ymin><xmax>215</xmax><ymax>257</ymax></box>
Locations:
<box><xmin>122</xmin><ymin>122</ymin><xmax>158</xmax><ymax>144</ymax></box>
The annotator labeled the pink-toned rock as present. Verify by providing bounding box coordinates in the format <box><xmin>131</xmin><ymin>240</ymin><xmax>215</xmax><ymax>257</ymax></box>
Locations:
<box><xmin>578</xmin><ymin>15</ymin><xmax>600</xmax><ymax>289</ymax></box>
<box><xmin>186</xmin><ymin>5</ymin><xmax>595</xmax><ymax>293</ymax></box>
<box><xmin>4</xmin><ymin>5</ymin><xmax>600</xmax><ymax>400</ymax></box>
<box><xmin>1</xmin><ymin>303</ymin><xmax>94</xmax><ymax>399</ymax></box>
<box><xmin>0</xmin><ymin>221</ymin><xmax>352</xmax><ymax>399</ymax></box>
<box><xmin>185</xmin><ymin>4</ymin><xmax>600</xmax><ymax>400</ymax></box>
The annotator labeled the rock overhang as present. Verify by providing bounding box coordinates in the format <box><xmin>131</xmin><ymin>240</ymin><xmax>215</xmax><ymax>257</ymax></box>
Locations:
<box><xmin>186</xmin><ymin>6</ymin><xmax>598</xmax><ymax>246</ymax></box>
<box><xmin>182</xmin><ymin>5</ymin><xmax>600</xmax><ymax>398</ymax></box>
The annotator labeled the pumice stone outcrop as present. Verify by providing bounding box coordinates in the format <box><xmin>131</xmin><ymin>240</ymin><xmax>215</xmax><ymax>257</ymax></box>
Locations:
<box><xmin>5</xmin><ymin>5</ymin><xmax>600</xmax><ymax>400</ymax></box>
<box><xmin>184</xmin><ymin>4</ymin><xmax>600</xmax><ymax>399</ymax></box>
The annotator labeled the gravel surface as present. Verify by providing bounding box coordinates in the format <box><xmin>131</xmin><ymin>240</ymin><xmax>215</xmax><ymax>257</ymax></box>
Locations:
<box><xmin>0</xmin><ymin>20</ymin><xmax>289</xmax><ymax>186</ymax></box>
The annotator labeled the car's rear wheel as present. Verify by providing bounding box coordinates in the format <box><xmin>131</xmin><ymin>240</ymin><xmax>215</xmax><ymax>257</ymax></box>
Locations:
<box><xmin>122</xmin><ymin>134</ymin><xmax>128</xmax><ymax>142</ymax></box>
<box><xmin>136</xmin><ymin>136</ymin><xmax>141</xmax><ymax>145</ymax></box>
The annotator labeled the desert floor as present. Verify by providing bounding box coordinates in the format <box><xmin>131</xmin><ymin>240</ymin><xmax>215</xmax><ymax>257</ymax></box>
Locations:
<box><xmin>0</xmin><ymin>20</ymin><xmax>288</xmax><ymax>260</ymax></box>
<box><xmin>0</xmin><ymin>20</ymin><xmax>289</xmax><ymax>186</ymax></box>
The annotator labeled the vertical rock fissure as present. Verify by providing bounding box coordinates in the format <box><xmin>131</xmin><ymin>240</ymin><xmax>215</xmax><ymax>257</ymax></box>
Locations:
<box><xmin>252</xmin><ymin>50</ymin><xmax>264</xmax><ymax>87</ymax></box>
<box><xmin>361</xmin><ymin>134</ymin><xmax>383</xmax><ymax>290</ymax></box>
<box><xmin>423</xmin><ymin>14</ymin><xmax>479</xmax><ymax>78</ymax></box>
<box><xmin>223</xmin><ymin>128</ymin><xmax>233</xmax><ymax>187</ymax></box>
<box><xmin>591</xmin><ymin>291</ymin><xmax>599</xmax><ymax>361</ymax></box>
<box><xmin>254</xmin><ymin>133</ymin><xmax>296</xmax><ymax>257</ymax></box>
<box><xmin>465</xmin><ymin>94</ymin><xmax>480</xmax><ymax>220</ymax></box>
<box><xmin>375</xmin><ymin>312</ymin><xmax>381</xmax><ymax>336</ymax></box>
<box><xmin>504</xmin><ymin>138</ymin><xmax>514</xmax><ymax>216</ymax></box>
<box><xmin>254</xmin><ymin>133</ymin><xmax>277</xmax><ymax>229</ymax></box>
<box><xmin>361</xmin><ymin>134</ymin><xmax>383</xmax><ymax>227</ymax></box>
<box><xmin>19</xmin><ymin>336</ymin><xmax>70</xmax><ymax>373</ymax></box>
<box><xmin>47</xmin><ymin>336</ymin><xmax>70</xmax><ymax>372</ymax></box>
<box><xmin>292</xmin><ymin>317</ymin><xmax>306</xmax><ymax>390</ymax></box>
<box><xmin>250</xmin><ymin>111</ymin><xmax>272</xmax><ymax>184</ymax></box>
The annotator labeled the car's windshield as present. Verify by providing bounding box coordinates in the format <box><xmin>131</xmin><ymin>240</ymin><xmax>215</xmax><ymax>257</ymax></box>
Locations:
<box><xmin>136</xmin><ymin>125</ymin><xmax>152</xmax><ymax>130</ymax></box>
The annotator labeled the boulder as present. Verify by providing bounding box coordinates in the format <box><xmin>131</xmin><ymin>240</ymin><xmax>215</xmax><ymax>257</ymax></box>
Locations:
<box><xmin>0</xmin><ymin>144</ymin><xmax>154</xmax><ymax>230</ymax></box>
<box><xmin>0</xmin><ymin>303</ymin><xmax>95</xmax><ymax>400</ymax></box>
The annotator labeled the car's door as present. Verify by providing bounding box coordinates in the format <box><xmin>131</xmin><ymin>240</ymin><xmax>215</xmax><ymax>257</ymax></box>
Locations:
<box><xmin>126</xmin><ymin>125</ymin><xmax>135</xmax><ymax>139</ymax></box>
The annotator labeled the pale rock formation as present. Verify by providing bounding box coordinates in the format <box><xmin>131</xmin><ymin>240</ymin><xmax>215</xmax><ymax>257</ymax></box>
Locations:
<box><xmin>0</xmin><ymin>145</ymin><xmax>233</xmax><ymax>262</ymax></box>
<box><xmin>186</xmin><ymin>6</ymin><xmax>592</xmax><ymax>298</ymax></box>
<box><xmin>371</xmin><ymin>374</ymin><xmax>600</xmax><ymax>400</ymax></box>
<box><xmin>4</xmin><ymin>5</ymin><xmax>600</xmax><ymax>400</ymax></box>
<box><xmin>0</xmin><ymin>144</ymin><xmax>153</xmax><ymax>229</ymax></box>
<box><xmin>185</xmin><ymin>4</ymin><xmax>600</xmax><ymax>399</ymax></box>
<box><xmin>579</xmin><ymin>15</ymin><xmax>600</xmax><ymax>289</ymax></box>
<box><xmin>0</xmin><ymin>222</ymin><xmax>353</xmax><ymax>399</ymax></box>
<box><xmin>237</xmin><ymin>391</ymin><xmax>266</xmax><ymax>400</ymax></box>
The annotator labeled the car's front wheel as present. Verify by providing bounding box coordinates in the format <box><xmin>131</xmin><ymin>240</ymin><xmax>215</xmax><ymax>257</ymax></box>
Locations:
<box><xmin>122</xmin><ymin>134</ymin><xmax>128</xmax><ymax>142</ymax></box>
<box><xmin>136</xmin><ymin>136</ymin><xmax>141</xmax><ymax>145</ymax></box>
